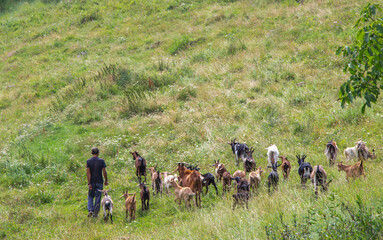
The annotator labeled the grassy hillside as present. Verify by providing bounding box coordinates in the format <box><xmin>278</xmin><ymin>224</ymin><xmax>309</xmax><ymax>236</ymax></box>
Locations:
<box><xmin>1</xmin><ymin>0</ymin><xmax>382</xmax><ymax>239</ymax></box>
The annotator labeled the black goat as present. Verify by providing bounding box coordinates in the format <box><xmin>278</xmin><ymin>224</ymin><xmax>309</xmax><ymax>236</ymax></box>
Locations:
<box><xmin>228</xmin><ymin>138</ymin><xmax>250</xmax><ymax>167</ymax></box>
<box><xmin>139</xmin><ymin>182</ymin><xmax>150</xmax><ymax>211</ymax></box>
<box><xmin>267</xmin><ymin>163</ymin><xmax>281</xmax><ymax>194</ymax></box>
<box><xmin>201</xmin><ymin>173</ymin><xmax>219</xmax><ymax>195</ymax></box>
<box><xmin>232</xmin><ymin>192</ymin><xmax>249</xmax><ymax>210</ymax></box>
<box><xmin>297</xmin><ymin>155</ymin><xmax>313</xmax><ymax>186</ymax></box>
<box><xmin>233</xmin><ymin>176</ymin><xmax>250</xmax><ymax>193</ymax></box>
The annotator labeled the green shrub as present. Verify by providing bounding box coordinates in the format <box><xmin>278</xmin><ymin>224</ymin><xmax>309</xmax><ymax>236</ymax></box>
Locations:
<box><xmin>265</xmin><ymin>195</ymin><xmax>383</xmax><ymax>240</ymax></box>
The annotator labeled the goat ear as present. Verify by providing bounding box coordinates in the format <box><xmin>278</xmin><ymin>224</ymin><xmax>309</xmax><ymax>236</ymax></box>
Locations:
<box><xmin>327</xmin><ymin>179</ymin><xmax>333</xmax><ymax>186</ymax></box>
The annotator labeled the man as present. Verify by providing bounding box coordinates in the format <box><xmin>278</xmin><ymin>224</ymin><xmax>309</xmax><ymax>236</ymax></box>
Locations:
<box><xmin>87</xmin><ymin>147</ymin><xmax>108</xmax><ymax>217</ymax></box>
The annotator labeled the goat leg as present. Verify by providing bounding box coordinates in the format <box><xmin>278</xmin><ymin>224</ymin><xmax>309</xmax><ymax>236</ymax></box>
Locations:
<box><xmin>212</xmin><ymin>181</ymin><xmax>218</xmax><ymax>195</ymax></box>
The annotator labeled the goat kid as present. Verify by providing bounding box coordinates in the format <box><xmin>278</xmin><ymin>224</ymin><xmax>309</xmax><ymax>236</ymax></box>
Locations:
<box><xmin>201</xmin><ymin>173</ymin><xmax>218</xmax><ymax>195</ymax></box>
<box><xmin>267</xmin><ymin>163</ymin><xmax>281</xmax><ymax>194</ymax></box>
<box><xmin>249</xmin><ymin>167</ymin><xmax>263</xmax><ymax>195</ymax></box>
<box><xmin>222</xmin><ymin>171</ymin><xmax>232</xmax><ymax>195</ymax></box>
<box><xmin>228</xmin><ymin>138</ymin><xmax>249</xmax><ymax>167</ymax></box>
<box><xmin>233</xmin><ymin>170</ymin><xmax>247</xmax><ymax>182</ymax></box>
<box><xmin>169</xmin><ymin>179</ymin><xmax>196</xmax><ymax>209</ymax></box>
<box><xmin>266</xmin><ymin>144</ymin><xmax>279</xmax><ymax>168</ymax></box>
<box><xmin>310</xmin><ymin>165</ymin><xmax>332</xmax><ymax>195</ymax></box>
<box><xmin>244</xmin><ymin>147</ymin><xmax>257</xmax><ymax>173</ymax></box>
<box><xmin>279</xmin><ymin>156</ymin><xmax>291</xmax><ymax>180</ymax></box>
<box><xmin>162</xmin><ymin>172</ymin><xmax>177</xmax><ymax>194</ymax></box>
<box><xmin>337</xmin><ymin>159</ymin><xmax>365</xmax><ymax>181</ymax></box>
<box><xmin>131</xmin><ymin>151</ymin><xmax>146</xmax><ymax>183</ymax></box>
<box><xmin>232</xmin><ymin>192</ymin><xmax>249</xmax><ymax>210</ymax></box>
<box><xmin>139</xmin><ymin>183</ymin><xmax>150</xmax><ymax>211</ymax></box>
<box><xmin>233</xmin><ymin>176</ymin><xmax>250</xmax><ymax>194</ymax></box>
<box><xmin>148</xmin><ymin>166</ymin><xmax>162</xmax><ymax>196</ymax></box>
<box><xmin>98</xmin><ymin>189</ymin><xmax>113</xmax><ymax>223</ymax></box>
<box><xmin>325</xmin><ymin>140</ymin><xmax>339</xmax><ymax>165</ymax></box>
<box><xmin>121</xmin><ymin>191</ymin><xmax>136</xmax><ymax>221</ymax></box>
<box><xmin>297</xmin><ymin>155</ymin><xmax>313</xmax><ymax>186</ymax></box>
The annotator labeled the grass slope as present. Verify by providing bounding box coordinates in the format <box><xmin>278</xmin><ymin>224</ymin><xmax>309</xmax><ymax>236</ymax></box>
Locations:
<box><xmin>0</xmin><ymin>0</ymin><xmax>383</xmax><ymax>239</ymax></box>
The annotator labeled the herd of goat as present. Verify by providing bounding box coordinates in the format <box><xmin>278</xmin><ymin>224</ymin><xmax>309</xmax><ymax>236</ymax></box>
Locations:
<box><xmin>98</xmin><ymin>139</ymin><xmax>377</xmax><ymax>223</ymax></box>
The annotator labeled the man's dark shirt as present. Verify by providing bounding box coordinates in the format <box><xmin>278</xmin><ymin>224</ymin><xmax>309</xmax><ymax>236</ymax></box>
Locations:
<box><xmin>87</xmin><ymin>157</ymin><xmax>106</xmax><ymax>184</ymax></box>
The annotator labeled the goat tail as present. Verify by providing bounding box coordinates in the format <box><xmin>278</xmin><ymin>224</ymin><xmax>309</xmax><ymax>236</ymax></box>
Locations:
<box><xmin>156</xmin><ymin>171</ymin><xmax>160</xmax><ymax>180</ymax></box>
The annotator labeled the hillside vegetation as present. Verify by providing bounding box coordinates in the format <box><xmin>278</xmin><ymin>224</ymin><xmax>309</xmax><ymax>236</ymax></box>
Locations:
<box><xmin>0</xmin><ymin>0</ymin><xmax>382</xmax><ymax>239</ymax></box>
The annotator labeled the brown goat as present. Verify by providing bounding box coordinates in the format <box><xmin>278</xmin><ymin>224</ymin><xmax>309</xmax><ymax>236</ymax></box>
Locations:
<box><xmin>279</xmin><ymin>156</ymin><xmax>291</xmax><ymax>180</ymax></box>
<box><xmin>121</xmin><ymin>191</ymin><xmax>136</xmax><ymax>221</ymax></box>
<box><xmin>233</xmin><ymin>170</ymin><xmax>246</xmax><ymax>182</ymax></box>
<box><xmin>176</xmin><ymin>163</ymin><xmax>202</xmax><ymax>207</ymax></box>
<box><xmin>249</xmin><ymin>167</ymin><xmax>263</xmax><ymax>195</ymax></box>
<box><xmin>222</xmin><ymin>171</ymin><xmax>232</xmax><ymax>195</ymax></box>
<box><xmin>310</xmin><ymin>165</ymin><xmax>332</xmax><ymax>195</ymax></box>
<box><xmin>337</xmin><ymin>159</ymin><xmax>365</xmax><ymax>181</ymax></box>
<box><xmin>212</xmin><ymin>160</ymin><xmax>228</xmax><ymax>182</ymax></box>
<box><xmin>131</xmin><ymin>151</ymin><xmax>146</xmax><ymax>183</ymax></box>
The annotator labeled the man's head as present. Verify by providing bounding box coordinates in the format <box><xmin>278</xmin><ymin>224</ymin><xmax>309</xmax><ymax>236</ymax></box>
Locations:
<box><xmin>91</xmin><ymin>147</ymin><xmax>99</xmax><ymax>156</ymax></box>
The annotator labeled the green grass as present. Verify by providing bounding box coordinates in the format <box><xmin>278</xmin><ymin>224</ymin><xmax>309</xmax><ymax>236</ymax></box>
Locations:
<box><xmin>1</xmin><ymin>0</ymin><xmax>383</xmax><ymax>239</ymax></box>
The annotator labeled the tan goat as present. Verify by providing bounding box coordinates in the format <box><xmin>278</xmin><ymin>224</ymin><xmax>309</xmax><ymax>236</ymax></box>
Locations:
<box><xmin>121</xmin><ymin>191</ymin><xmax>136</xmax><ymax>221</ymax></box>
<box><xmin>337</xmin><ymin>159</ymin><xmax>365</xmax><ymax>181</ymax></box>
<box><xmin>249</xmin><ymin>167</ymin><xmax>263</xmax><ymax>195</ymax></box>
<box><xmin>169</xmin><ymin>179</ymin><xmax>196</xmax><ymax>209</ymax></box>
<box><xmin>233</xmin><ymin>170</ymin><xmax>246</xmax><ymax>182</ymax></box>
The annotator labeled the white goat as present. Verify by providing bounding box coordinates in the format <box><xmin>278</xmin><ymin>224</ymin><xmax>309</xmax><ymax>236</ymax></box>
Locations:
<box><xmin>162</xmin><ymin>172</ymin><xmax>178</xmax><ymax>194</ymax></box>
<box><xmin>266</xmin><ymin>144</ymin><xmax>279</xmax><ymax>167</ymax></box>
<box><xmin>98</xmin><ymin>189</ymin><xmax>113</xmax><ymax>223</ymax></box>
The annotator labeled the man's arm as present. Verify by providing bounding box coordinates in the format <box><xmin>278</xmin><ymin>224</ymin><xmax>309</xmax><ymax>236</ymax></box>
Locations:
<box><xmin>87</xmin><ymin>168</ymin><xmax>92</xmax><ymax>190</ymax></box>
<box><xmin>103</xmin><ymin>168</ymin><xmax>108</xmax><ymax>186</ymax></box>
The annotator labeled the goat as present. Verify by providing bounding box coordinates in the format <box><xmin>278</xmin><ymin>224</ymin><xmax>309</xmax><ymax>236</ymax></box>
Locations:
<box><xmin>267</xmin><ymin>163</ymin><xmax>281</xmax><ymax>194</ymax></box>
<box><xmin>161</xmin><ymin>172</ymin><xmax>177</xmax><ymax>194</ymax></box>
<box><xmin>249</xmin><ymin>167</ymin><xmax>263</xmax><ymax>195</ymax></box>
<box><xmin>222</xmin><ymin>171</ymin><xmax>232</xmax><ymax>195</ymax></box>
<box><xmin>279</xmin><ymin>156</ymin><xmax>291</xmax><ymax>180</ymax></box>
<box><xmin>344</xmin><ymin>141</ymin><xmax>375</xmax><ymax>162</ymax></box>
<box><xmin>213</xmin><ymin>161</ymin><xmax>228</xmax><ymax>182</ymax></box>
<box><xmin>169</xmin><ymin>179</ymin><xmax>196</xmax><ymax>209</ymax></box>
<box><xmin>139</xmin><ymin>182</ymin><xmax>150</xmax><ymax>210</ymax></box>
<box><xmin>201</xmin><ymin>173</ymin><xmax>218</xmax><ymax>195</ymax></box>
<box><xmin>266</xmin><ymin>144</ymin><xmax>279</xmax><ymax>167</ymax></box>
<box><xmin>212</xmin><ymin>160</ymin><xmax>223</xmax><ymax>182</ymax></box>
<box><xmin>232</xmin><ymin>192</ymin><xmax>249</xmax><ymax>210</ymax></box>
<box><xmin>325</xmin><ymin>140</ymin><xmax>339</xmax><ymax>165</ymax></box>
<box><xmin>297</xmin><ymin>155</ymin><xmax>313</xmax><ymax>186</ymax></box>
<box><xmin>98</xmin><ymin>189</ymin><xmax>113</xmax><ymax>223</ymax></box>
<box><xmin>337</xmin><ymin>159</ymin><xmax>365</xmax><ymax>181</ymax></box>
<box><xmin>310</xmin><ymin>165</ymin><xmax>332</xmax><ymax>195</ymax></box>
<box><xmin>233</xmin><ymin>176</ymin><xmax>250</xmax><ymax>194</ymax></box>
<box><xmin>244</xmin><ymin>147</ymin><xmax>257</xmax><ymax>173</ymax></box>
<box><xmin>121</xmin><ymin>191</ymin><xmax>136</xmax><ymax>221</ymax></box>
<box><xmin>176</xmin><ymin>163</ymin><xmax>202</xmax><ymax>207</ymax></box>
<box><xmin>148</xmin><ymin>166</ymin><xmax>162</xmax><ymax>196</ymax></box>
<box><xmin>131</xmin><ymin>151</ymin><xmax>146</xmax><ymax>183</ymax></box>
<box><xmin>233</xmin><ymin>170</ymin><xmax>247</xmax><ymax>182</ymax></box>
<box><xmin>228</xmin><ymin>138</ymin><xmax>249</xmax><ymax>167</ymax></box>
